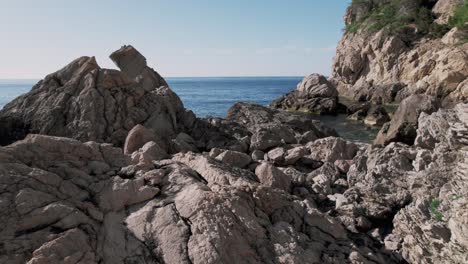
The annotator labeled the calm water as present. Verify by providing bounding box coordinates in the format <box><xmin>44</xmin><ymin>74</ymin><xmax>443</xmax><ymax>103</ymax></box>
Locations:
<box><xmin>0</xmin><ymin>77</ymin><xmax>379</xmax><ymax>142</ymax></box>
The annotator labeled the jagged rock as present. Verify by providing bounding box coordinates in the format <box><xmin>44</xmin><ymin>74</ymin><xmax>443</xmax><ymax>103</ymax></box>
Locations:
<box><xmin>212</xmin><ymin>149</ymin><xmax>252</xmax><ymax>168</ymax></box>
<box><xmin>374</xmin><ymin>94</ymin><xmax>439</xmax><ymax>146</ymax></box>
<box><xmin>284</xmin><ymin>146</ymin><xmax>308</xmax><ymax>165</ymax></box>
<box><xmin>307</xmin><ymin>137</ymin><xmax>359</xmax><ymax>162</ymax></box>
<box><xmin>255</xmin><ymin>162</ymin><xmax>291</xmax><ymax>191</ymax></box>
<box><xmin>374</xmin><ymin>95</ymin><xmax>438</xmax><ymax>145</ymax></box>
<box><xmin>271</xmin><ymin>74</ymin><xmax>343</xmax><ymax>114</ymax></box>
<box><xmin>130</xmin><ymin>141</ymin><xmax>168</xmax><ymax>166</ymax></box>
<box><xmin>0</xmin><ymin>45</ymin><xmax>188</xmax><ymax>147</ymax></box>
<box><xmin>266</xmin><ymin>147</ymin><xmax>286</xmax><ymax>165</ymax></box>
<box><xmin>332</xmin><ymin>1</ymin><xmax>468</xmax><ymax>105</ymax></box>
<box><xmin>226</xmin><ymin>102</ymin><xmax>338</xmax><ymax>151</ymax></box>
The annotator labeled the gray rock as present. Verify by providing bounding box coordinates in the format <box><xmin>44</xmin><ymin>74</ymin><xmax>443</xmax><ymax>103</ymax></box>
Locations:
<box><xmin>255</xmin><ymin>162</ymin><xmax>291</xmax><ymax>191</ymax></box>
<box><xmin>0</xmin><ymin>45</ymin><xmax>187</xmax><ymax>147</ymax></box>
<box><xmin>215</xmin><ymin>149</ymin><xmax>252</xmax><ymax>168</ymax></box>
<box><xmin>374</xmin><ymin>94</ymin><xmax>439</xmax><ymax>146</ymax></box>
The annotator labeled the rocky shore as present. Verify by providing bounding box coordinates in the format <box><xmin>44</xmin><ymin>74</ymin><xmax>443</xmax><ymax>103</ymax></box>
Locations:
<box><xmin>0</xmin><ymin>1</ymin><xmax>467</xmax><ymax>263</ymax></box>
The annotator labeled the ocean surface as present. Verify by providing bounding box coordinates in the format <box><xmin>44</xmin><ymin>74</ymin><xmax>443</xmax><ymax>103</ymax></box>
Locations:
<box><xmin>0</xmin><ymin>77</ymin><xmax>379</xmax><ymax>143</ymax></box>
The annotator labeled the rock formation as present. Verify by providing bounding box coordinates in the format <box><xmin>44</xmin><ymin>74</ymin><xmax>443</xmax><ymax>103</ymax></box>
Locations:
<box><xmin>331</xmin><ymin>0</ymin><xmax>468</xmax><ymax>106</ymax></box>
<box><xmin>1</xmin><ymin>1</ymin><xmax>467</xmax><ymax>261</ymax></box>
<box><xmin>0</xmin><ymin>45</ymin><xmax>193</xmax><ymax>147</ymax></box>
<box><xmin>271</xmin><ymin>74</ymin><xmax>344</xmax><ymax>115</ymax></box>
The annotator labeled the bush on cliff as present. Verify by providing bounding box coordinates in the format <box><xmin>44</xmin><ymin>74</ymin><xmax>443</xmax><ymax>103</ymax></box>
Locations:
<box><xmin>345</xmin><ymin>0</ymin><xmax>454</xmax><ymax>40</ymax></box>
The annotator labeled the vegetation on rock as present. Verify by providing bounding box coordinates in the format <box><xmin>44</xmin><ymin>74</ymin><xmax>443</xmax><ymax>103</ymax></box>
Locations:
<box><xmin>345</xmin><ymin>0</ymin><xmax>467</xmax><ymax>41</ymax></box>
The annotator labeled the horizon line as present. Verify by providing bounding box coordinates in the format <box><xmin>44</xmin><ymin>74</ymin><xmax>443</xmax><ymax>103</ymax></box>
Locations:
<box><xmin>0</xmin><ymin>75</ymin><xmax>312</xmax><ymax>81</ymax></box>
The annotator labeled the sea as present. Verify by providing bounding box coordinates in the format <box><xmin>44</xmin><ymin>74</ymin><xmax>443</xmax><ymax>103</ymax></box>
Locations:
<box><xmin>0</xmin><ymin>77</ymin><xmax>380</xmax><ymax>143</ymax></box>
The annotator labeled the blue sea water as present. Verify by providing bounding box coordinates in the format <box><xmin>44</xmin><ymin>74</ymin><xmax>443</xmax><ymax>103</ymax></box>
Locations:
<box><xmin>0</xmin><ymin>77</ymin><xmax>379</xmax><ymax>142</ymax></box>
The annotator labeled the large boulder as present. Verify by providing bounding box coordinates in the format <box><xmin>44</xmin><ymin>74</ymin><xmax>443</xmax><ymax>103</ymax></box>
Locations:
<box><xmin>374</xmin><ymin>94</ymin><xmax>439</xmax><ymax>146</ymax></box>
<box><xmin>271</xmin><ymin>74</ymin><xmax>343</xmax><ymax>114</ymax></box>
<box><xmin>0</xmin><ymin>45</ymin><xmax>189</xmax><ymax>147</ymax></box>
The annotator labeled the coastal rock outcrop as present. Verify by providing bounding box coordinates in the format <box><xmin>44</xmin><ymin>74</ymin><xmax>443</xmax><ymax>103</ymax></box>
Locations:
<box><xmin>331</xmin><ymin>0</ymin><xmax>468</xmax><ymax>106</ymax></box>
<box><xmin>271</xmin><ymin>74</ymin><xmax>343</xmax><ymax>114</ymax></box>
<box><xmin>0</xmin><ymin>45</ymin><xmax>191</xmax><ymax>146</ymax></box>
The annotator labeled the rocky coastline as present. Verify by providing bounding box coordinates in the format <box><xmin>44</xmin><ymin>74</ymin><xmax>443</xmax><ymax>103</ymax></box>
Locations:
<box><xmin>0</xmin><ymin>1</ymin><xmax>467</xmax><ymax>263</ymax></box>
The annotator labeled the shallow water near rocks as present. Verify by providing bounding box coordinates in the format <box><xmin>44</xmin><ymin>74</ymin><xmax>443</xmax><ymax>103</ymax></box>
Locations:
<box><xmin>0</xmin><ymin>77</ymin><xmax>380</xmax><ymax>143</ymax></box>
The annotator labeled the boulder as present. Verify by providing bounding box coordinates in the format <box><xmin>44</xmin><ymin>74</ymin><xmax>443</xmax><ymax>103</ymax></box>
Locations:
<box><xmin>307</xmin><ymin>137</ymin><xmax>359</xmax><ymax>162</ymax></box>
<box><xmin>214</xmin><ymin>149</ymin><xmax>252</xmax><ymax>169</ymax></box>
<box><xmin>374</xmin><ymin>95</ymin><xmax>439</xmax><ymax>146</ymax></box>
<box><xmin>271</xmin><ymin>74</ymin><xmax>342</xmax><ymax>114</ymax></box>
<box><xmin>255</xmin><ymin>162</ymin><xmax>291</xmax><ymax>192</ymax></box>
<box><xmin>124</xmin><ymin>124</ymin><xmax>156</xmax><ymax>154</ymax></box>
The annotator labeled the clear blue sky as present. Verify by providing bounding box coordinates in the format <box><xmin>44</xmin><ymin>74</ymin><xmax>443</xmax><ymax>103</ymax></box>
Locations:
<box><xmin>0</xmin><ymin>0</ymin><xmax>350</xmax><ymax>78</ymax></box>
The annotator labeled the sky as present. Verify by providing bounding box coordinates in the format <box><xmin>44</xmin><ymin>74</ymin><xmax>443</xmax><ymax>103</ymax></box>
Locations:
<box><xmin>0</xmin><ymin>0</ymin><xmax>350</xmax><ymax>78</ymax></box>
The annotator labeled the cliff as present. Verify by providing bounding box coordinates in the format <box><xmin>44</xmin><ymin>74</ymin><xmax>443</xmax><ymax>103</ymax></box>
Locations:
<box><xmin>331</xmin><ymin>0</ymin><xmax>468</xmax><ymax>106</ymax></box>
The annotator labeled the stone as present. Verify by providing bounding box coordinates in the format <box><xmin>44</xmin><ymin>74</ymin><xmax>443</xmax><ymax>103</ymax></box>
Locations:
<box><xmin>251</xmin><ymin>150</ymin><xmax>265</xmax><ymax>161</ymax></box>
<box><xmin>271</xmin><ymin>74</ymin><xmax>342</xmax><ymax>114</ymax></box>
<box><xmin>307</xmin><ymin>137</ymin><xmax>359</xmax><ymax>162</ymax></box>
<box><xmin>331</xmin><ymin>1</ymin><xmax>468</xmax><ymax>106</ymax></box>
<box><xmin>266</xmin><ymin>147</ymin><xmax>286</xmax><ymax>164</ymax></box>
<box><xmin>284</xmin><ymin>146</ymin><xmax>308</xmax><ymax>165</ymax></box>
<box><xmin>374</xmin><ymin>95</ymin><xmax>439</xmax><ymax>146</ymax></box>
<box><xmin>124</xmin><ymin>124</ymin><xmax>156</xmax><ymax>154</ymax></box>
<box><xmin>172</xmin><ymin>132</ymin><xmax>198</xmax><ymax>153</ymax></box>
<box><xmin>215</xmin><ymin>149</ymin><xmax>252</xmax><ymax>168</ymax></box>
<box><xmin>130</xmin><ymin>141</ymin><xmax>168</xmax><ymax>166</ymax></box>
<box><xmin>0</xmin><ymin>45</ymin><xmax>188</xmax><ymax>147</ymax></box>
<box><xmin>363</xmin><ymin>105</ymin><xmax>390</xmax><ymax>126</ymax></box>
<box><xmin>255</xmin><ymin>162</ymin><xmax>291</xmax><ymax>191</ymax></box>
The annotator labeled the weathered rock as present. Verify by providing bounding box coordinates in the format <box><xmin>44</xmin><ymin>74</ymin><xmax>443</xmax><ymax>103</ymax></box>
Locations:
<box><xmin>172</xmin><ymin>132</ymin><xmax>199</xmax><ymax>153</ymax></box>
<box><xmin>271</xmin><ymin>74</ymin><xmax>343</xmax><ymax>114</ymax></box>
<box><xmin>226</xmin><ymin>102</ymin><xmax>338</xmax><ymax>151</ymax></box>
<box><xmin>266</xmin><ymin>147</ymin><xmax>286</xmax><ymax>165</ymax></box>
<box><xmin>332</xmin><ymin>1</ymin><xmax>468</xmax><ymax>105</ymax></box>
<box><xmin>284</xmin><ymin>146</ymin><xmax>308</xmax><ymax>165</ymax></box>
<box><xmin>213</xmin><ymin>149</ymin><xmax>252</xmax><ymax>168</ymax></box>
<box><xmin>0</xmin><ymin>45</ymin><xmax>187</xmax><ymax>147</ymax></box>
<box><xmin>130</xmin><ymin>140</ymin><xmax>168</xmax><ymax>166</ymax></box>
<box><xmin>307</xmin><ymin>137</ymin><xmax>359</xmax><ymax>162</ymax></box>
<box><xmin>124</xmin><ymin>124</ymin><xmax>156</xmax><ymax>154</ymax></box>
<box><xmin>374</xmin><ymin>94</ymin><xmax>439</xmax><ymax>146</ymax></box>
<box><xmin>255</xmin><ymin>162</ymin><xmax>291</xmax><ymax>192</ymax></box>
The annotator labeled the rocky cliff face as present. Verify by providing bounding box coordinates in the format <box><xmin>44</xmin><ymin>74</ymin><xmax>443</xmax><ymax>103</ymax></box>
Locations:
<box><xmin>331</xmin><ymin>0</ymin><xmax>467</xmax><ymax>106</ymax></box>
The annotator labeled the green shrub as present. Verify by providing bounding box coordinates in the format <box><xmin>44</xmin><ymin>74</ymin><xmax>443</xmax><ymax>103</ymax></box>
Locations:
<box><xmin>429</xmin><ymin>199</ymin><xmax>443</xmax><ymax>222</ymax></box>
<box><xmin>344</xmin><ymin>0</ymin><xmax>453</xmax><ymax>40</ymax></box>
<box><xmin>449</xmin><ymin>1</ymin><xmax>468</xmax><ymax>30</ymax></box>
